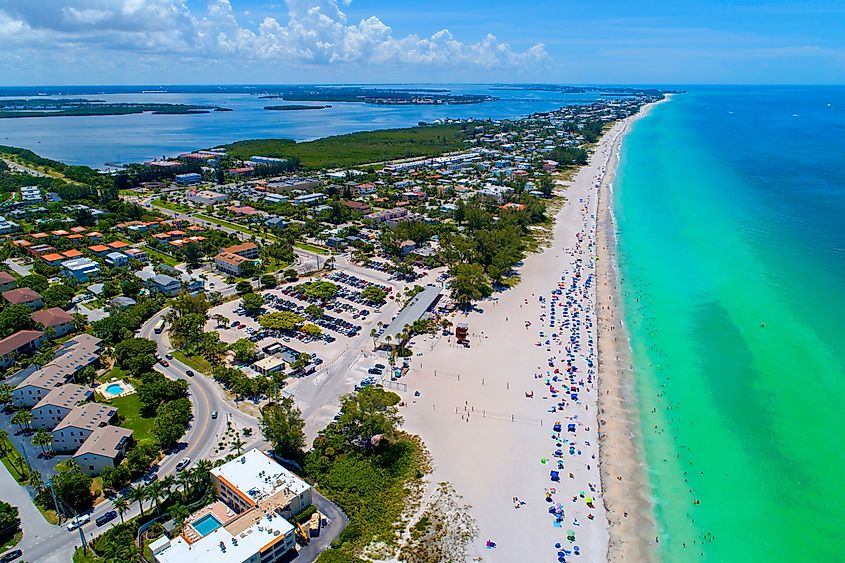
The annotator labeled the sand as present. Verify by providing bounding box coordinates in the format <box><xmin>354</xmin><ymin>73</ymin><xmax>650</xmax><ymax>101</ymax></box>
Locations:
<box><xmin>397</xmin><ymin>110</ymin><xmax>659</xmax><ymax>562</ymax></box>
<box><xmin>595</xmin><ymin>98</ymin><xmax>672</xmax><ymax>563</ymax></box>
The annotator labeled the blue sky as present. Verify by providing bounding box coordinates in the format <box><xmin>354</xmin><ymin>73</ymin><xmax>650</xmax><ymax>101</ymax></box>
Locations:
<box><xmin>0</xmin><ymin>0</ymin><xmax>842</xmax><ymax>85</ymax></box>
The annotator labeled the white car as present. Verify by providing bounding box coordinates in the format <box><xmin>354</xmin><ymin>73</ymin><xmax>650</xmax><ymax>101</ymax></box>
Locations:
<box><xmin>66</xmin><ymin>513</ymin><xmax>91</xmax><ymax>531</ymax></box>
<box><xmin>176</xmin><ymin>457</ymin><xmax>191</xmax><ymax>472</ymax></box>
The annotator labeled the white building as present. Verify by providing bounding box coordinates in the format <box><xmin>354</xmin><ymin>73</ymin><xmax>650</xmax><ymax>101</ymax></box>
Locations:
<box><xmin>153</xmin><ymin>449</ymin><xmax>310</xmax><ymax>563</ymax></box>
<box><xmin>61</xmin><ymin>257</ymin><xmax>101</xmax><ymax>282</ymax></box>
<box><xmin>188</xmin><ymin>190</ymin><xmax>228</xmax><ymax>206</ymax></box>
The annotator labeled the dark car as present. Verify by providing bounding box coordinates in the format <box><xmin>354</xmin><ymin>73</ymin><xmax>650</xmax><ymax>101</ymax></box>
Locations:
<box><xmin>0</xmin><ymin>550</ymin><xmax>22</xmax><ymax>562</ymax></box>
<box><xmin>185</xmin><ymin>370</ymin><xmax>194</xmax><ymax>377</ymax></box>
<box><xmin>368</xmin><ymin>367</ymin><xmax>383</xmax><ymax>375</ymax></box>
<box><xmin>96</xmin><ymin>511</ymin><xmax>117</xmax><ymax>526</ymax></box>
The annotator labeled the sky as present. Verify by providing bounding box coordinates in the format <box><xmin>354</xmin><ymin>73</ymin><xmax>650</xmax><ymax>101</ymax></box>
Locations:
<box><xmin>0</xmin><ymin>0</ymin><xmax>843</xmax><ymax>85</ymax></box>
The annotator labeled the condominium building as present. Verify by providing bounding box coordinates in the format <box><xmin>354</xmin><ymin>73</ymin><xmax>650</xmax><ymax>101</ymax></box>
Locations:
<box><xmin>152</xmin><ymin>449</ymin><xmax>311</xmax><ymax>563</ymax></box>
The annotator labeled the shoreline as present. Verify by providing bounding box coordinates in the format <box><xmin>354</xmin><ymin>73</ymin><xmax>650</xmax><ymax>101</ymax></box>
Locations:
<box><xmin>595</xmin><ymin>96</ymin><xmax>672</xmax><ymax>562</ymax></box>
<box><xmin>396</xmin><ymin>106</ymin><xmax>654</xmax><ymax>561</ymax></box>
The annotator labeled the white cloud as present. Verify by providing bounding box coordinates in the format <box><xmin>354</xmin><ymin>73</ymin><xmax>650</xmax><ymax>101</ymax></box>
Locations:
<box><xmin>0</xmin><ymin>0</ymin><xmax>547</xmax><ymax>69</ymax></box>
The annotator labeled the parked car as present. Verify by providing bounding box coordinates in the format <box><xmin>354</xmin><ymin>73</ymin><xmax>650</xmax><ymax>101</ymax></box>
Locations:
<box><xmin>95</xmin><ymin>511</ymin><xmax>117</xmax><ymax>526</ymax></box>
<box><xmin>176</xmin><ymin>457</ymin><xmax>191</xmax><ymax>472</ymax></box>
<box><xmin>0</xmin><ymin>550</ymin><xmax>22</xmax><ymax>562</ymax></box>
<box><xmin>66</xmin><ymin>513</ymin><xmax>91</xmax><ymax>531</ymax></box>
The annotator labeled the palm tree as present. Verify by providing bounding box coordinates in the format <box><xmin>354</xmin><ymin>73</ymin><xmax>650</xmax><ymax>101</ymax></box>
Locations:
<box><xmin>175</xmin><ymin>471</ymin><xmax>192</xmax><ymax>501</ymax></box>
<box><xmin>369</xmin><ymin>328</ymin><xmax>378</xmax><ymax>349</ymax></box>
<box><xmin>28</xmin><ymin>469</ymin><xmax>44</xmax><ymax>494</ymax></box>
<box><xmin>230</xmin><ymin>435</ymin><xmax>245</xmax><ymax>456</ymax></box>
<box><xmin>161</xmin><ymin>474</ymin><xmax>176</xmax><ymax>498</ymax></box>
<box><xmin>11</xmin><ymin>410</ymin><xmax>31</xmax><ymax>433</ymax></box>
<box><xmin>128</xmin><ymin>484</ymin><xmax>147</xmax><ymax>517</ymax></box>
<box><xmin>146</xmin><ymin>479</ymin><xmax>165</xmax><ymax>515</ymax></box>
<box><xmin>0</xmin><ymin>384</ymin><xmax>12</xmax><ymax>407</ymax></box>
<box><xmin>32</xmin><ymin>429</ymin><xmax>52</xmax><ymax>454</ymax></box>
<box><xmin>113</xmin><ymin>497</ymin><xmax>128</xmax><ymax>525</ymax></box>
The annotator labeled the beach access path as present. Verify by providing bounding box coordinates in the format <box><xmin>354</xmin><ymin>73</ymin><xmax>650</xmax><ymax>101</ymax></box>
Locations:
<box><xmin>397</xmin><ymin>117</ymin><xmax>636</xmax><ymax>562</ymax></box>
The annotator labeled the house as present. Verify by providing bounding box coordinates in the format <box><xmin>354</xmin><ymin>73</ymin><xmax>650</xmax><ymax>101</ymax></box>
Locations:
<box><xmin>74</xmin><ymin>426</ymin><xmax>133</xmax><ymax>476</ymax></box>
<box><xmin>174</xmin><ymin>173</ymin><xmax>202</xmax><ymax>185</ymax></box>
<box><xmin>349</xmin><ymin>182</ymin><xmax>376</xmax><ymax>196</ymax></box>
<box><xmin>107</xmin><ymin>241</ymin><xmax>130</xmax><ymax>251</ymax></box>
<box><xmin>0</xmin><ymin>217</ymin><xmax>20</xmax><ymax>235</ymax></box>
<box><xmin>11</xmin><ymin>334</ymin><xmax>102</xmax><ymax>406</ymax></box>
<box><xmin>341</xmin><ymin>200</ymin><xmax>372</xmax><ymax>214</ymax></box>
<box><xmin>226</xmin><ymin>205</ymin><xmax>264</xmax><ymax>217</ymax></box>
<box><xmin>145</xmin><ymin>274</ymin><xmax>182</xmax><ymax>297</ymax></box>
<box><xmin>40</xmin><ymin>253</ymin><xmax>65</xmax><ymax>266</ymax></box>
<box><xmin>31</xmin><ymin>383</ymin><xmax>92</xmax><ymax>430</ymax></box>
<box><xmin>104</xmin><ymin>252</ymin><xmax>129</xmax><ymax>268</ymax></box>
<box><xmin>52</xmin><ymin>403</ymin><xmax>118</xmax><ymax>452</ymax></box>
<box><xmin>61</xmin><ymin>257</ymin><xmax>101</xmax><ymax>282</ymax></box>
<box><xmin>152</xmin><ymin>449</ymin><xmax>310</xmax><ymax>563</ymax></box>
<box><xmin>399</xmin><ymin>240</ymin><xmax>417</xmax><ymax>256</ymax></box>
<box><xmin>110</xmin><ymin>296</ymin><xmax>137</xmax><ymax>309</ymax></box>
<box><xmin>214</xmin><ymin>251</ymin><xmax>250</xmax><ymax>276</ymax></box>
<box><xmin>221</xmin><ymin>242</ymin><xmax>259</xmax><ymax>259</ymax></box>
<box><xmin>500</xmin><ymin>202</ymin><xmax>527</xmax><ymax>212</ymax></box>
<box><xmin>123</xmin><ymin>248</ymin><xmax>148</xmax><ymax>263</ymax></box>
<box><xmin>31</xmin><ymin>307</ymin><xmax>74</xmax><ymax>338</ymax></box>
<box><xmin>87</xmin><ymin>244</ymin><xmax>111</xmax><ymax>256</ymax></box>
<box><xmin>0</xmin><ymin>271</ymin><xmax>17</xmax><ymax>292</ymax></box>
<box><xmin>0</xmin><ymin>330</ymin><xmax>45</xmax><ymax>369</ymax></box>
<box><xmin>365</xmin><ymin>207</ymin><xmax>408</xmax><ymax>225</ymax></box>
<box><xmin>402</xmin><ymin>190</ymin><xmax>427</xmax><ymax>201</ymax></box>
<box><xmin>3</xmin><ymin>288</ymin><xmax>43</xmax><ymax>310</ymax></box>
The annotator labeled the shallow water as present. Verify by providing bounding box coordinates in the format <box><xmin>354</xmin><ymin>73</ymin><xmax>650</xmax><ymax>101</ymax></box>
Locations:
<box><xmin>615</xmin><ymin>87</ymin><xmax>845</xmax><ymax>562</ymax></box>
<box><xmin>0</xmin><ymin>84</ymin><xmax>605</xmax><ymax>168</ymax></box>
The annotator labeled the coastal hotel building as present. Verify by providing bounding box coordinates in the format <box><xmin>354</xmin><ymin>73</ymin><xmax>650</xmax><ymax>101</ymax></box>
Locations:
<box><xmin>151</xmin><ymin>449</ymin><xmax>312</xmax><ymax>563</ymax></box>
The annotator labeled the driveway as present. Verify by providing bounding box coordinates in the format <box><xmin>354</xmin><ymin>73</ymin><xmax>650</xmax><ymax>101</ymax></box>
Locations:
<box><xmin>293</xmin><ymin>491</ymin><xmax>348</xmax><ymax>561</ymax></box>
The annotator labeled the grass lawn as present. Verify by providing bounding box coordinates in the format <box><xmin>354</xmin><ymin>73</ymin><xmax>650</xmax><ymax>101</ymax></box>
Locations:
<box><xmin>107</xmin><ymin>394</ymin><xmax>155</xmax><ymax>444</ymax></box>
<box><xmin>195</xmin><ymin>214</ymin><xmax>280</xmax><ymax>242</ymax></box>
<box><xmin>151</xmin><ymin>198</ymin><xmax>191</xmax><ymax>214</ymax></box>
<box><xmin>0</xmin><ymin>531</ymin><xmax>21</xmax><ymax>552</ymax></box>
<box><xmin>0</xmin><ymin>434</ymin><xmax>30</xmax><ymax>484</ymax></box>
<box><xmin>294</xmin><ymin>242</ymin><xmax>331</xmax><ymax>255</ymax></box>
<box><xmin>172</xmin><ymin>351</ymin><xmax>212</xmax><ymax>375</ymax></box>
<box><xmin>98</xmin><ymin>366</ymin><xmax>127</xmax><ymax>384</ymax></box>
<box><xmin>142</xmin><ymin>246</ymin><xmax>180</xmax><ymax>267</ymax></box>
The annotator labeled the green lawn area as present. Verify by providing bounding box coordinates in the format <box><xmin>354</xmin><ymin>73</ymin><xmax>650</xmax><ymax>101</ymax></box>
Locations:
<box><xmin>0</xmin><ymin>433</ymin><xmax>30</xmax><ymax>484</ymax></box>
<box><xmin>151</xmin><ymin>198</ymin><xmax>191</xmax><ymax>214</ymax></box>
<box><xmin>172</xmin><ymin>351</ymin><xmax>211</xmax><ymax>375</ymax></box>
<box><xmin>142</xmin><ymin>246</ymin><xmax>180</xmax><ymax>267</ymax></box>
<box><xmin>107</xmin><ymin>394</ymin><xmax>155</xmax><ymax>444</ymax></box>
<box><xmin>294</xmin><ymin>242</ymin><xmax>331</xmax><ymax>255</ymax></box>
<box><xmin>0</xmin><ymin>531</ymin><xmax>22</xmax><ymax>552</ymax></box>
<box><xmin>223</xmin><ymin>124</ymin><xmax>469</xmax><ymax>169</ymax></box>
<box><xmin>194</xmin><ymin>213</ymin><xmax>280</xmax><ymax>241</ymax></box>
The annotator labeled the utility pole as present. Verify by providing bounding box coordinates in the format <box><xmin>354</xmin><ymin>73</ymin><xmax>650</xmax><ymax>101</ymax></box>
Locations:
<box><xmin>47</xmin><ymin>481</ymin><xmax>61</xmax><ymax>524</ymax></box>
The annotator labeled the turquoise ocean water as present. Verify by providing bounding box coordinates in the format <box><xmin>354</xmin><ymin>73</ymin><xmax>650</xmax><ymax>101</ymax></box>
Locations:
<box><xmin>615</xmin><ymin>87</ymin><xmax>845</xmax><ymax>562</ymax></box>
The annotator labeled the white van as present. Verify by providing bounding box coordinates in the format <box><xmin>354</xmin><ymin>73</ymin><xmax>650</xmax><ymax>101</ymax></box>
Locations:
<box><xmin>66</xmin><ymin>513</ymin><xmax>91</xmax><ymax>531</ymax></box>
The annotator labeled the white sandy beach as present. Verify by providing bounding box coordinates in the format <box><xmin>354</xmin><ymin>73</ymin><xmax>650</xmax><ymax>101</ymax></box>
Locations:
<box><xmin>398</xmin><ymin>113</ymin><xmax>646</xmax><ymax>562</ymax></box>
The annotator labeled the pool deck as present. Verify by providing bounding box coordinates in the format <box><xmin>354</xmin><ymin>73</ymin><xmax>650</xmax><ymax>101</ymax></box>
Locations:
<box><xmin>95</xmin><ymin>378</ymin><xmax>136</xmax><ymax>399</ymax></box>
<box><xmin>183</xmin><ymin>501</ymin><xmax>238</xmax><ymax>544</ymax></box>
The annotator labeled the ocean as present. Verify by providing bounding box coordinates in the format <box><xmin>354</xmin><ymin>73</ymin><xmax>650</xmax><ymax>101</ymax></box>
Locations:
<box><xmin>0</xmin><ymin>84</ymin><xmax>606</xmax><ymax>168</ymax></box>
<box><xmin>615</xmin><ymin>87</ymin><xmax>845</xmax><ymax>562</ymax></box>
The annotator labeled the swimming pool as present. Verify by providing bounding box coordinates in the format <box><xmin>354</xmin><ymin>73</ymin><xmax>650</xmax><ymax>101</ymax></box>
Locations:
<box><xmin>192</xmin><ymin>514</ymin><xmax>223</xmax><ymax>537</ymax></box>
<box><xmin>104</xmin><ymin>383</ymin><xmax>124</xmax><ymax>396</ymax></box>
